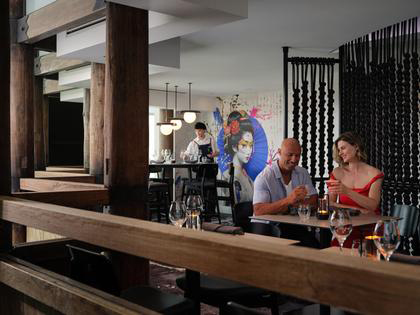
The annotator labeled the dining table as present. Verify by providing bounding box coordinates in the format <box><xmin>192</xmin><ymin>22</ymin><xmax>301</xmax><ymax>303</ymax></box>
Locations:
<box><xmin>149</xmin><ymin>160</ymin><xmax>217</xmax><ymax>180</ymax></box>
<box><xmin>250</xmin><ymin>213</ymin><xmax>382</xmax><ymax>248</ymax></box>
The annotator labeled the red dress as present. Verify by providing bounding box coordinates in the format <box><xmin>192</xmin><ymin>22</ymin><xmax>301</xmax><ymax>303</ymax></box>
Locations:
<box><xmin>330</xmin><ymin>172</ymin><xmax>384</xmax><ymax>247</ymax></box>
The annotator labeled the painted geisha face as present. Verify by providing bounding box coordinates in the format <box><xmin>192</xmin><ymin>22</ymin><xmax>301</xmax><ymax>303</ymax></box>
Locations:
<box><xmin>234</xmin><ymin>131</ymin><xmax>254</xmax><ymax>164</ymax></box>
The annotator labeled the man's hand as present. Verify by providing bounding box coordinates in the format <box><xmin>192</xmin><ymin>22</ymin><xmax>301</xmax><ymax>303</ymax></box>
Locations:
<box><xmin>288</xmin><ymin>185</ymin><xmax>307</xmax><ymax>204</ymax></box>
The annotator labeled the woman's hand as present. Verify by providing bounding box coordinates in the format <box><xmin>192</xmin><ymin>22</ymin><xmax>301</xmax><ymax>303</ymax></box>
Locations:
<box><xmin>326</xmin><ymin>179</ymin><xmax>349</xmax><ymax>195</ymax></box>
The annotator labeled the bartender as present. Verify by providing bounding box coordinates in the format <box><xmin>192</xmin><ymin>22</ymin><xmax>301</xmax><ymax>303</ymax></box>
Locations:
<box><xmin>185</xmin><ymin>122</ymin><xmax>219</xmax><ymax>161</ymax></box>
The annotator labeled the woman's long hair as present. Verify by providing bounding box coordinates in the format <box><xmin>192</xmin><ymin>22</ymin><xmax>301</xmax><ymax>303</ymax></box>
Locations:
<box><xmin>224</xmin><ymin>111</ymin><xmax>254</xmax><ymax>157</ymax></box>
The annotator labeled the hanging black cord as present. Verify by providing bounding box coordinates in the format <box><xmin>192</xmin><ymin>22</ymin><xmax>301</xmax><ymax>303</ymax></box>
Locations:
<box><xmin>409</xmin><ymin>17</ymin><xmax>419</xmax><ymax>207</ymax></box>
<box><xmin>317</xmin><ymin>64</ymin><xmax>327</xmax><ymax>194</ymax></box>
<box><xmin>292</xmin><ymin>62</ymin><xmax>301</xmax><ymax>140</ymax></box>
<box><xmin>300</xmin><ymin>62</ymin><xmax>309</xmax><ymax>170</ymax></box>
<box><xmin>309</xmin><ymin>63</ymin><xmax>318</xmax><ymax>181</ymax></box>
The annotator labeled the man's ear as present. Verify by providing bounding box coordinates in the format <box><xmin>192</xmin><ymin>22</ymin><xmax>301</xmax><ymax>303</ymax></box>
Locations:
<box><xmin>233</xmin><ymin>146</ymin><xmax>238</xmax><ymax>153</ymax></box>
<box><xmin>277</xmin><ymin>148</ymin><xmax>281</xmax><ymax>156</ymax></box>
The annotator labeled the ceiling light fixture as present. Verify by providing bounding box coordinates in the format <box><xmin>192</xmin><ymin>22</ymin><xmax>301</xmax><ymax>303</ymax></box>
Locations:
<box><xmin>181</xmin><ymin>82</ymin><xmax>200</xmax><ymax>124</ymax></box>
<box><xmin>157</xmin><ymin>83</ymin><xmax>175</xmax><ymax>135</ymax></box>
<box><xmin>170</xmin><ymin>85</ymin><xmax>183</xmax><ymax>131</ymax></box>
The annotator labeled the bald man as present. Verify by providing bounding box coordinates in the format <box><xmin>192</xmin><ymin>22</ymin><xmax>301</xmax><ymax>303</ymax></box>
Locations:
<box><xmin>253</xmin><ymin>138</ymin><xmax>318</xmax><ymax>215</ymax></box>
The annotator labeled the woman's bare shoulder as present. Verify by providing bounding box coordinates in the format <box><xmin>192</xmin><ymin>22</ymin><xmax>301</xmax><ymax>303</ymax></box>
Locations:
<box><xmin>363</xmin><ymin>163</ymin><xmax>383</xmax><ymax>177</ymax></box>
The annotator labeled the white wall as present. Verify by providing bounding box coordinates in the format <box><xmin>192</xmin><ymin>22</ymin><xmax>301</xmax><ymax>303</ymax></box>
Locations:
<box><xmin>26</xmin><ymin>0</ymin><xmax>55</xmax><ymax>14</ymax></box>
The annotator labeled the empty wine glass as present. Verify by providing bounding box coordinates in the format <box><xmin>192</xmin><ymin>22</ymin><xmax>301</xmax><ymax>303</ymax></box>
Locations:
<box><xmin>169</xmin><ymin>201</ymin><xmax>187</xmax><ymax>228</ymax></box>
<box><xmin>329</xmin><ymin>209</ymin><xmax>353</xmax><ymax>251</ymax></box>
<box><xmin>373</xmin><ymin>219</ymin><xmax>401</xmax><ymax>261</ymax></box>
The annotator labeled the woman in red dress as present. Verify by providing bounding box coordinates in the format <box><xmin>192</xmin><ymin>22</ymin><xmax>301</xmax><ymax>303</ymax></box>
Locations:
<box><xmin>327</xmin><ymin>132</ymin><xmax>384</xmax><ymax>247</ymax></box>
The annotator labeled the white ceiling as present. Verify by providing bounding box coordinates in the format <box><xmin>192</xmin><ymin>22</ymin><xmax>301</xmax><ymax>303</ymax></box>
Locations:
<box><xmin>148</xmin><ymin>0</ymin><xmax>420</xmax><ymax>96</ymax></box>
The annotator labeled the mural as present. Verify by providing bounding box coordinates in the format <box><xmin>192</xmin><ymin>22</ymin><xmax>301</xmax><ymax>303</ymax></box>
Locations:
<box><xmin>217</xmin><ymin>110</ymin><xmax>268</xmax><ymax>202</ymax></box>
<box><xmin>200</xmin><ymin>92</ymin><xmax>282</xmax><ymax>203</ymax></box>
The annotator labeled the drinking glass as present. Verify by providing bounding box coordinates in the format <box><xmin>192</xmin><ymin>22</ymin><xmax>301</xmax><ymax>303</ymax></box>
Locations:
<box><xmin>297</xmin><ymin>204</ymin><xmax>311</xmax><ymax>222</ymax></box>
<box><xmin>164</xmin><ymin>149</ymin><xmax>171</xmax><ymax>162</ymax></box>
<box><xmin>329</xmin><ymin>209</ymin><xmax>352</xmax><ymax>251</ymax></box>
<box><xmin>169</xmin><ymin>201</ymin><xmax>187</xmax><ymax>228</ymax></box>
<box><xmin>373</xmin><ymin>219</ymin><xmax>401</xmax><ymax>261</ymax></box>
<box><xmin>186</xmin><ymin>195</ymin><xmax>203</xmax><ymax>230</ymax></box>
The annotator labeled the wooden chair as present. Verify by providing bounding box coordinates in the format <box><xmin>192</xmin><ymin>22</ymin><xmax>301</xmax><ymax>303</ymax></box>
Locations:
<box><xmin>66</xmin><ymin>244</ymin><xmax>194</xmax><ymax>315</ymax></box>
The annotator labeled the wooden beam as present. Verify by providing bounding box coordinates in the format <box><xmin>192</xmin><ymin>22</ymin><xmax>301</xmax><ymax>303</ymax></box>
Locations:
<box><xmin>10</xmin><ymin>0</ymin><xmax>33</xmax><ymax>245</ymax></box>
<box><xmin>43</xmin><ymin>79</ymin><xmax>73</xmax><ymax>95</ymax></box>
<box><xmin>0</xmin><ymin>0</ymin><xmax>12</xmax><ymax>252</ymax></box>
<box><xmin>43</xmin><ymin>96</ymin><xmax>49</xmax><ymax>165</ymax></box>
<box><xmin>17</xmin><ymin>0</ymin><xmax>106</xmax><ymax>43</ymax></box>
<box><xmin>83</xmin><ymin>89</ymin><xmax>90</xmax><ymax>169</ymax></box>
<box><xmin>46</xmin><ymin>166</ymin><xmax>88</xmax><ymax>173</ymax></box>
<box><xmin>0</xmin><ymin>255</ymin><xmax>158</xmax><ymax>315</ymax></box>
<box><xmin>35</xmin><ymin>171</ymin><xmax>96</xmax><ymax>183</ymax></box>
<box><xmin>34</xmin><ymin>53</ymin><xmax>89</xmax><ymax>76</ymax></box>
<box><xmin>20</xmin><ymin>178</ymin><xmax>104</xmax><ymax>192</ymax></box>
<box><xmin>2</xmin><ymin>196</ymin><xmax>420</xmax><ymax>315</ymax></box>
<box><xmin>104</xmin><ymin>3</ymin><xmax>149</xmax><ymax>290</ymax></box>
<box><xmin>34</xmin><ymin>76</ymin><xmax>46</xmax><ymax>171</ymax></box>
<box><xmin>89</xmin><ymin>63</ymin><xmax>105</xmax><ymax>183</ymax></box>
<box><xmin>12</xmin><ymin>190</ymin><xmax>109</xmax><ymax>208</ymax></box>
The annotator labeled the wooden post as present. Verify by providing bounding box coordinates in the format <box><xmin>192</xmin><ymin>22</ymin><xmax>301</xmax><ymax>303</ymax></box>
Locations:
<box><xmin>104</xmin><ymin>3</ymin><xmax>149</xmax><ymax>290</ymax></box>
<box><xmin>34</xmin><ymin>76</ymin><xmax>46</xmax><ymax>170</ymax></box>
<box><xmin>0</xmin><ymin>0</ymin><xmax>12</xmax><ymax>253</ymax></box>
<box><xmin>89</xmin><ymin>63</ymin><xmax>105</xmax><ymax>183</ymax></box>
<box><xmin>10</xmin><ymin>0</ymin><xmax>34</xmax><ymax>243</ymax></box>
<box><xmin>43</xmin><ymin>96</ymin><xmax>50</xmax><ymax>166</ymax></box>
<box><xmin>83</xmin><ymin>89</ymin><xmax>90</xmax><ymax>170</ymax></box>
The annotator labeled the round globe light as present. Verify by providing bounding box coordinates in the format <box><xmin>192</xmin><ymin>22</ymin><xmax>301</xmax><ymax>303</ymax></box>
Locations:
<box><xmin>160</xmin><ymin>124</ymin><xmax>173</xmax><ymax>135</ymax></box>
<box><xmin>183</xmin><ymin>111</ymin><xmax>197</xmax><ymax>124</ymax></box>
<box><xmin>170</xmin><ymin>118</ymin><xmax>183</xmax><ymax>131</ymax></box>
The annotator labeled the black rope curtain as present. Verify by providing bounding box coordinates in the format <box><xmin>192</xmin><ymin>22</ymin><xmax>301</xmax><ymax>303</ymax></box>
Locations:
<box><xmin>291</xmin><ymin>57</ymin><xmax>338</xmax><ymax>195</ymax></box>
<box><xmin>340</xmin><ymin>17</ymin><xmax>419</xmax><ymax>211</ymax></box>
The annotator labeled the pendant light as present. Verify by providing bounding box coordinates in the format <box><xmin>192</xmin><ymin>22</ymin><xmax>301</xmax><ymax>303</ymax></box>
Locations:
<box><xmin>181</xmin><ymin>82</ymin><xmax>200</xmax><ymax>124</ymax></box>
<box><xmin>157</xmin><ymin>83</ymin><xmax>175</xmax><ymax>135</ymax></box>
<box><xmin>170</xmin><ymin>85</ymin><xmax>183</xmax><ymax>131</ymax></box>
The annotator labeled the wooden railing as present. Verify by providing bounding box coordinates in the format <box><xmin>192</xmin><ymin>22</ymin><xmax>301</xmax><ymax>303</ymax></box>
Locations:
<box><xmin>1</xmin><ymin>196</ymin><xmax>420</xmax><ymax>314</ymax></box>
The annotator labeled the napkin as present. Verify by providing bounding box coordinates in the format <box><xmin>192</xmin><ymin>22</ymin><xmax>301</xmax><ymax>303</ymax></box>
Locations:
<box><xmin>202</xmin><ymin>223</ymin><xmax>244</xmax><ymax>235</ymax></box>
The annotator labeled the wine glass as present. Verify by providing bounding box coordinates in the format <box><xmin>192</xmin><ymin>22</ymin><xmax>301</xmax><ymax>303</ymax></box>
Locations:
<box><xmin>329</xmin><ymin>209</ymin><xmax>353</xmax><ymax>251</ymax></box>
<box><xmin>297</xmin><ymin>204</ymin><xmax>311</xmax><ymax>222</ymax></box>
<box><xmin>163</xmin><ymin>149</ymin><xmax>171</xmax><ymax>162</ymax></box>
<box><xmin>373</xmin><ymin>219</ymin><xmax>401</xmax><ymax>261</ymax></box>
<box><xmin>169</xmin><ymin>201</ymin><xmax>187</xmax><ymax>228</ymax></box>
<box><xmin>186</xmin><ymin>194</ymin><xmax>203</xmax><ymax>230</ymax></box>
